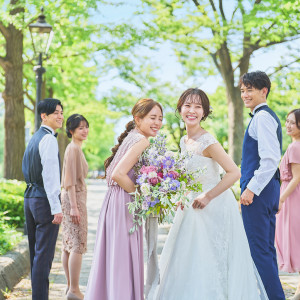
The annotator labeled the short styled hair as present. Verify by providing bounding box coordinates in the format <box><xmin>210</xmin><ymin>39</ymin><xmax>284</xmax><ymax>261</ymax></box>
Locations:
<box><xmin>66</xmin><ymin>114</ymin><xmax>89</xmax><ymax>138</ymax></box>
<box><xmin>176</xmin><ymin>88</ymin><xmax>212</xmax><ymax>121</ymax></box>
<box><xmin>239</xmin><ymin>71</ymin><xmax>271</xmax><ymax>98</ymax></box>
<box><xmin>37</xmin><ymin>98</ymin><xmax>63</xmax><ymax>118</ymax></box>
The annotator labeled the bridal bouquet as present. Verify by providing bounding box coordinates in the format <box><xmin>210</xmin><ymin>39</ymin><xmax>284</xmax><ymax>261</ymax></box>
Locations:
<box><xmin>128</xmin><ymin>132</ymin><xmax>202</xmax><ymax>233</ymax></box>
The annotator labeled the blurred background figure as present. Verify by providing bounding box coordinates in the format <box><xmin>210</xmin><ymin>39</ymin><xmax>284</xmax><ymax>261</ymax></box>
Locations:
<box><xmin>61</xmin><ymin>114</ymin><xmax>89</xmax><ymax>300</ymax></box>
<box><xmin>276</xmin><ymin>109</ymin><xmax>300</xmax><ymax>300</ymax></box>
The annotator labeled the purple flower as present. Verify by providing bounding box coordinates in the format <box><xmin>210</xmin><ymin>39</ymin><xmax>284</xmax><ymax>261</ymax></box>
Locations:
<box><xmin>162</xmin><ymin>157</ymin><xmax>175</xmax><ymax>169</ymax></box>
<box><xmin>149</xmin><ymin>197</ymin><xmax>160</xmax><ymax>207</ymax></box>
<box><xmin>136</xmin><ymin>174</ymin><xmax>146</xmax><ymax>185</ymax></box>
<box><xmin>170</xmin><ymin>179</ymin><xmax>180</xmax><ymax>191</ymax></box>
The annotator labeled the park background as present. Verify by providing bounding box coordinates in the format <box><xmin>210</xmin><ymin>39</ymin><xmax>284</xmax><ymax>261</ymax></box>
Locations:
<box><xmin>0</xmin><ymin>0</ymin><xmax>300</xmax><ymax>290</ymax></box>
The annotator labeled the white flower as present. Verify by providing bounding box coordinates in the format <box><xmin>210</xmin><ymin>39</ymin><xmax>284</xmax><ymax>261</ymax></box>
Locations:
<box><xmin>148</xmin><ymin>148</ymin><xmax>156</xmax><ymax>155</ymax></box>
<box><xmin>142</xmin><ymin>201</ymin><xmax>149</xmax><ymax>210</ymax></box>
<box><xmin>148</xmin><ymin>171</ymin><xmax>157</xmax><ymax>179</ymax></box>
<box><xmin>161</xmin><ymin>180</ymin><xmax>170</xmax><ymax>190</ymax></box>
<box><xmin>180</xmin><ymin>181</ymin><xmax>186</xmax><ymax>190</ymax></box>
<box><xmin>157</xmin><ymin>155</ymin><xmax>164</xmax><ymax>163</ymax></box>
<box><xmin>164</xmin><ymin>177</ymin><xmax>171</xmax><ymax>183</ymax></box>
<box><xmin>141</xmin><ymin>183</ymin><xmax>151</xmax><ymax>196</ymax></box>
<box><xmin>165</xmin><ymin>151</ymin><xmax>175</xmax><ymax>157</ymax></box>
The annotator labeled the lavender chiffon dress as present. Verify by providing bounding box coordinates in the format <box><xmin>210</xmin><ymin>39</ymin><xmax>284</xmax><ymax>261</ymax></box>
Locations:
<box><xmin>84</xmin><ymin>130</ymin><xmax>145</xmax><ymax>300</ymax></box>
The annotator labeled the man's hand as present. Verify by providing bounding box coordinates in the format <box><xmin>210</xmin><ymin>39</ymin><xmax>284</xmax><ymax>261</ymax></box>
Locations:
<box><xmin>240</xmin><ymin>188</ymin><xmax>254</xmax><ymax>206</ymax></box>
<box><xmin>52</xmin><ymin>212</ymin><xmax>63</xmax><ymax>224</ymax></box>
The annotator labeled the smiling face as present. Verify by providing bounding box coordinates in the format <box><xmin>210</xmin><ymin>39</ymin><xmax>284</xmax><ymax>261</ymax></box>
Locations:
<box><xmin>180</xmin><ymin>95</ymin><xmax>204</xmax><ymax>127</ymax></box>
<box><xmin>41</xmin><ymin>105</ymin><xmax>64</xmax><ymax>131</ymax></box>
<box><xmin>285</xmin><ymin>112</ymin><xmax>300</xmax><ymax>140</ymax></box>
<box><xmin>240</xmin><ymin>84</ymin><xmax>268</xmax><ymax>112</ymax></box>
<box><xmin>135</xmin><ymin>105</ymin><xmax>163</xmax><ymax>138</ymax></box>
<box><xmin>71</xmin><ymin>121</ymin><xmax>89</xmax><ymax>142</ymax></box>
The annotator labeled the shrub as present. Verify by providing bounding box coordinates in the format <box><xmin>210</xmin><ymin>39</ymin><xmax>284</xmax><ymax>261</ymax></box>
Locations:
<box><xmin>0</xmin><ymin>179</ymin><xmax>26</xmax><ymax>228</ymax></box>
<box><xmin>0</xmin><ymin>211</ymin><xmax>22</xmax><ymax>255</ymax></box>
<box><xmin>0</xmin><ymin>179</ymin><xmax>25</xmax><ymax>255</ymax></box>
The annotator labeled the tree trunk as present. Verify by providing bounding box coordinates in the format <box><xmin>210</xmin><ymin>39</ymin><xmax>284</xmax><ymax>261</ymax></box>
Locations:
<box><xmin>216</xmin><ymin>42</ymin><xmax>244</xmax><ymax>164</ymax></box>
<box><xmin>226</xmin><ymin>86</ymin><xmax>244</xmax><ymax>165</ymax></box>
<box><xmin>2</xmin><ymin>23</ymin><xmax>25</xmax><ymax>180</ymax></box>
<box><xmin>58</xmin><ymin>127</ymin><xmax>69</xmax><ymax>168</ymax></box>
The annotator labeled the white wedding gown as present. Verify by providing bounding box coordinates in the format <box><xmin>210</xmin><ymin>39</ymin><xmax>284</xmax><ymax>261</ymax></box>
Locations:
<box><xmin>155</xmin><ymin>133</ymin><xmax>268</xmax><ymax>300</ymax></box>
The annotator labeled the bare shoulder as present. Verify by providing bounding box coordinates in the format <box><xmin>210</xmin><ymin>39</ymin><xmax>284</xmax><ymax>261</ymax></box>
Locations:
<box><xmin>135</xmin><ymin>137</ymin><xmax>150</xmax><ymax>149</ymax></box>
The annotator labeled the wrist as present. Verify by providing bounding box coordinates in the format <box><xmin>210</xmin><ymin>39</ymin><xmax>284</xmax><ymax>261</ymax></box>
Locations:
<box><xmin>206</xmin><ymin>192</ymin><xmax>213</xmax><ymax>201</ymax></box>
<box><xmin>279</xmin><ymin>197</ymin><xmax>286</xmax><ymax>203</ymax></box>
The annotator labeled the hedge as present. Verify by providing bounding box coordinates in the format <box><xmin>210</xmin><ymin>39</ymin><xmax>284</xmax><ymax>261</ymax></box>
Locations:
<box><xmin>0</xmin><ymin>179</ymin><xmax>25</xmax><ymax>255</ymax></box>
<box><xmin>0</xmin><ymin>179</ymin><xmax>26</xmax><ymax>228</ymax></box>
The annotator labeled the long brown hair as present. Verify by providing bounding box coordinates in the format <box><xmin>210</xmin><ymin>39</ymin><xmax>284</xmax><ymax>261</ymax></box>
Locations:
<box><xmin>103</xmin><ymin>98</ymin><xmax>163</xmax><ymax>177</ymax></box>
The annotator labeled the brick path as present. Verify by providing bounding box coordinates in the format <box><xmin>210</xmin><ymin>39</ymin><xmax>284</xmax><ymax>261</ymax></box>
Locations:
<box><xmin>6</xmin><ymin>180</ymin><xmax>298</xmax><ymax>299</ymax></box>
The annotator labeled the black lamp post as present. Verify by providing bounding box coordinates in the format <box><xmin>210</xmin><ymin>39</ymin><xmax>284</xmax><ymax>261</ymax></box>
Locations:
<box><xmin>29</xmin><ymin>8</ymin><xmax>54</xmax><ymax>132</ymax></box>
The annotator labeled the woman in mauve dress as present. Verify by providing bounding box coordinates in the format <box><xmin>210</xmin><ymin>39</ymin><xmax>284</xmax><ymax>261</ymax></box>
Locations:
<box><xmin>61</xmin><ymin>114</ymin><xmax>89</xmax><ymax>300</ymax></box>
<box><xmin>276</xmin><ymin>108</ymin><xmax>300</xmax><ymax>300</ymax></box>
<box><xmin>84</xmin><ymin>98</ymin><xmax>163</xmax><ymax>300</ymax></box>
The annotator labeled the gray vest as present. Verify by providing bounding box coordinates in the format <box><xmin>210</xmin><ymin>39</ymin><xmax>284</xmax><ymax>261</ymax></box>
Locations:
<box><xmin>22</xmin><ymin>127</ymin><xmax>60</xmax><ymax>198</ymax></box>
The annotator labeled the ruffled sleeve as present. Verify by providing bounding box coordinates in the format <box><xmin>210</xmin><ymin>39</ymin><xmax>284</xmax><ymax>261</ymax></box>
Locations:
<box><xmin>199</xmin><ymin>133</ymin><xmax>218</xmax><ymax>155</ymax></box>
<box><xmin>179</xmin><ymin>136</ymin><xmax>186</xmax><ymax>152</ymax></box>
<box><xmin>62</xmin><ymin>143</ymin><xmax>82</xmax><ymax>189</ymax></box>
<box><xmin>288</xmin><ymin>142</ymin><xmax>300</xmax><ymax>165</ymax></box>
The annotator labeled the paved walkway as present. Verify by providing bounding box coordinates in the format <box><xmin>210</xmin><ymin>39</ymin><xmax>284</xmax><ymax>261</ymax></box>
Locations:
<box><xmin>7</xmin><ymin>180</ymin><xmax>299</xmax><ymax>299</ymax></box>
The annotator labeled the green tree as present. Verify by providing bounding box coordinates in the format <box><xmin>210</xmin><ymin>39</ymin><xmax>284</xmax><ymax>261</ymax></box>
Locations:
<box><xmin>0</xmin><ymin>0</ymin><xmax>25</xmax><ymax>180</ymax></box>
<box><xmin>0</xmin><ymin>0</ymin><xmax>106</xmax><ymax>178</ymax></box>
<box><xmin>0</xmin><ymin>116</ymin><xmax>4</xmax><ymax>177</ymax></box>
<box><xmin>100</xmin><ymin>0</ymin><xmax>300</xmax><ymax>163</ymax></box>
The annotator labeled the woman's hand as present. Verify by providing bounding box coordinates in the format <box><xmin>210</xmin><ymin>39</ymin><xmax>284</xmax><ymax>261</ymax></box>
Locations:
<box><xmin>277</xmin><ymin>196</ymin><xmax>286</xmax><ymax>214</ymax></box>
<box><xmin>70</xmin><ymin>207</ymin><xmax>81</xmax><ymax>224</ymax></box>
<box><xmin>192</xmin><ymin>193</ymin><xmax>211</xmax><ymax>209</ymax></box>
<box><xmin>175</xmin><ymin>200</ymin><xmax>184</xmax><ymax>211</ymax></box>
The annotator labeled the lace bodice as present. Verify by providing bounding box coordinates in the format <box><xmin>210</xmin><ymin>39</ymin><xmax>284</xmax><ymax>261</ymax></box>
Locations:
<box><xmin>180</xmin><ymin>133</ymin><xmax>220</xmax><ymax>192</ymax></box>
<box><xmin>106</xmin><ymin>130</ymin><xmax>145</xmax><ymax>186</ymax></box>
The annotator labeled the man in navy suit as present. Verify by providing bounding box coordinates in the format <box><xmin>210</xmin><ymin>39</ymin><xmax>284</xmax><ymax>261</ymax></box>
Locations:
<box><xmin>22</xmin><ymin>98</ymin><xmax>64</xmax><ymax>300</ymax></box>
<box><xmin>240</xmin><ymin>71</ymin><xmax>284</xmax><ymax>300</ymax></box>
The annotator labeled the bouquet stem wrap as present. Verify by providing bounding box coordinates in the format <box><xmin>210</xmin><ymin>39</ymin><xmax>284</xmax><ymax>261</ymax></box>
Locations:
<box><xmin>145</xmin><ymin>215</ymin><xmax>159</xmax><ymax>300</ymax></box>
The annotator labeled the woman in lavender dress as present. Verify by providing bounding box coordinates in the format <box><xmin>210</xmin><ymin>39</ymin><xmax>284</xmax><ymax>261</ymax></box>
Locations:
<box><xmin>84</xmin><ymin>98</ymin><xmax>163</xmax><ymax>300</ymax></box>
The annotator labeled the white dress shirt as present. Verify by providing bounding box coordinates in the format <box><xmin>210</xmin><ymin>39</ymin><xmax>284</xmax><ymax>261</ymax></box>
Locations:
<box><xmin>247</xmin><ymin>103</ymin><xmax>281</xmax><ymax>196</ymax></box>
<box><xmin>39</xmin><ymin>125</ymin><xmax>62</xmax><ymax>214</ymax></box>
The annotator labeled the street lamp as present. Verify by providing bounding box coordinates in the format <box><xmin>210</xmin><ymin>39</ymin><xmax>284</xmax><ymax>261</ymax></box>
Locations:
<box><xmin>29</xmin><ymin>7</ymin><xmax>54</xmax><ymax>131</ymax></box>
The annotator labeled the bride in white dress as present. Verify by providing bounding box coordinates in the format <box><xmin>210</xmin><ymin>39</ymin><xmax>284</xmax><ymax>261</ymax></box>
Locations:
<box><xmin>156</xmin><ymin>88</ymin><xmax>268</xmax><ymax>300</ymax></box>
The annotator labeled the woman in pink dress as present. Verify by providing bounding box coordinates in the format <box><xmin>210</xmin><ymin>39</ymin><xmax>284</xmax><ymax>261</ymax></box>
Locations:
<box><xmin>84</xmin><ymin>98</ymin><xmax>163</xmax><ymax>300</ymax></box>
<box><xmin>276</xmin><ymin>108</ymin><xmax>300</xmax><ymax>300</ymax></box>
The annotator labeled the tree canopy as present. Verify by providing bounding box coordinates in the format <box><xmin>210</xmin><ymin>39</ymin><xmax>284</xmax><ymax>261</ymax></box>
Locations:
<box><xmin>93</xmin><ymin>0</ymin><xmax>300</xmax><ymax>163</ymax></box>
